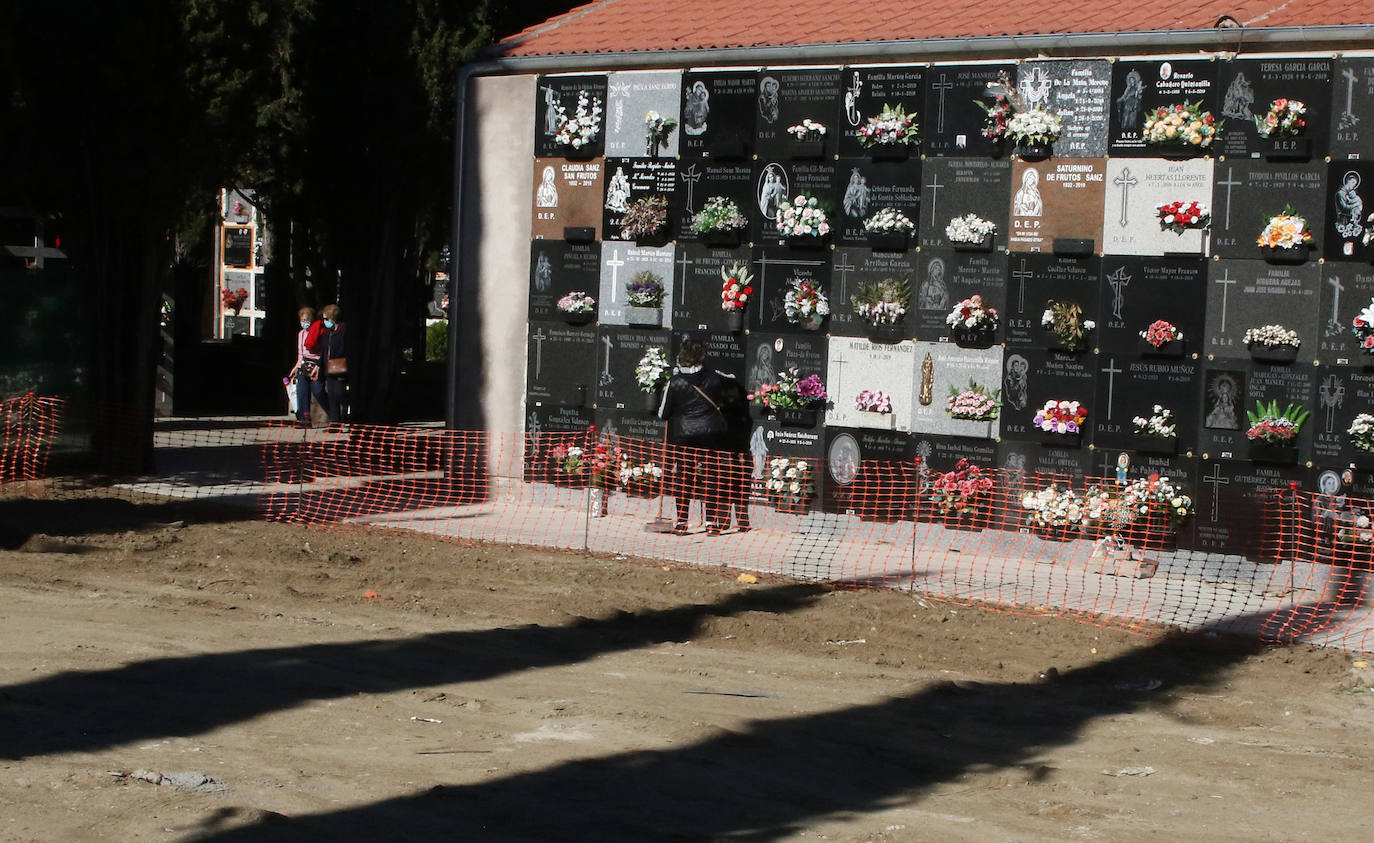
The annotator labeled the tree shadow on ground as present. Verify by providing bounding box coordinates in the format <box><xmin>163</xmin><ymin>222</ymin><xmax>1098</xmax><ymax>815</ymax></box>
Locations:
<box><xmin>0</xmin><ymin>496</ymin><xmax>255</xmax><ymax>548</ymax></box>
<box><xmin>0</xmin><ymin>583</ymin><xmax>826</xmax><ymax>760</ymax></box>
<box><xmin>191</xmin><ymin>617</ymin><xmax>1277</xmax><ymax>842</ymax></box>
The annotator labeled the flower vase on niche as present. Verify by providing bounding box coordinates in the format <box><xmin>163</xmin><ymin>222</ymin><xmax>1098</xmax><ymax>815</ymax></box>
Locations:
<box><xmin>625</xmin><ymin>306</ymin><xmax>662</xmax><ymax>327</ymax></box>
<box><xmin>724</xmin><ymin>310</ymin><xmax>744</xmax><ymax>332</ymax></box>
<box><xmin>1257</xmin><ymin>206</ymin><xmax>1313</xmax><ymax>264</ymax></box>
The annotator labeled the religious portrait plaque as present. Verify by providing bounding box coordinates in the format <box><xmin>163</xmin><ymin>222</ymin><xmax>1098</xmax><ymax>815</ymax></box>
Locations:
<box><xmin>531</xmin><ymin>158</ymin><xmax>604</xmax><ymax>240</ymax></box>
<box><xmin>601</xmin><ymin>158</ymin><xmax>677</xmax><ymax>243</ymax></box>
<box><xmin>534</xmin><ymin>74</ymin><xmax>608</xmax><ymax>159</ymax></box>
<box><xmin>1322</xmin><ymin>160</ymin><xmax>1374</xmax><ymax>263</ymax></box>
<box><xmin>830</xmin><ymin>158</ymin><xmax>922</xmax><ymax>246</ymax></box>
<box><xmin>754</xmin><ymin>69</ymin><xmax>844</xmax><ymax>160</ymax></box>
<box><xmin>1018</xmin><ymin>60</ymin><xmax>1112</xmax><ymax>158</ymax></box>
<box><xmin>1216</xmin><ymin>58</ymin><xmax>1333</xmax><ymax>161</ymax></box>
<box><xmin>1107</xmin><ymin>59</ymin><xmax>1219</xmax><ymax>157</ymax></box>
<box><xmin>528</xmin><ymin>240</ymin><xmax>602</xmax><ymax>322</ymax></box>
<box><xmin>908</xmin><ymin>342</ymin><xmax>1004</xmax><ymax>440</ymax></box>
<box><xmin>1008</xmin><ymin>159</ymin><xmax>1106</xmax><ymax>253</ymax></box>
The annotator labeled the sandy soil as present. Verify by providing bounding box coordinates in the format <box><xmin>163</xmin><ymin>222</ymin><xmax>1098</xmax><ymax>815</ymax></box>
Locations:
<box><xmin>1</xmin><ymin>494</ymin><xmax>1373</xmax><ymax>842</ymax></box>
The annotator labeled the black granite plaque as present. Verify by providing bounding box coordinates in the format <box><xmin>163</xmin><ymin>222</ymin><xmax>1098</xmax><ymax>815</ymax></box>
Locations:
<box><xmin>831</xmin><ymin>158</ymin><xmax>922</xmax><ymax>246</ymax></box>
<box><xmin>996</xmin><ymin>438</ymin><xmax>1094</xmax><ymax>481</ymax></box>
<box><xmin>528</xmin><ymin>240</ymin><xmax>602</xmax><ymax>322</ymax></box>
<box><xmin>914</xmin><ymin>249</ymin><xmax>1008</xmax><ymax>343</ymax></box>
<box><xmin>1019</xmin><ymin>60</ymin><xmax>1112</xmax><ymax>158</ymax></box>
<box><xmin>917</xmin><ymin>435</ymin><xmax>998</xmax><ymax>474</ymax></box>
<box><xmin>1204</xmin><ymin>259</ymin><xmax>1320</xmax><ymax>362</ymax></box>
<box><xmin>526</xmin><ymin>321</ymin><xmax>598</xmax><ymax>408</ymax></box>
<box><xmin>1191</xmin><ymin>459</ymin><xmax>1307</xmax><ymax>557</ymax></box>
<box><xmin>1216</xmin><ymin>58</ymin><xmax>1333</xmax><ymax>160</ymax></box>
<box><xmin>1209</xmin><ymin>159</ymin><xmax>1327</xmax><ymax>260</ymax></box>
<box><xmin>754</xmin><ymin>69</ymin><xmax>844</xmax><ymax>160</ymax></box>
<box><xmin>835</xmin><ymin>66</ymin><xmax>926</xmax><ymax>158</ymax></box>
<box><xmin>691</xmin><ymin>332</ymin><xmax>749</xmax><ymax>383</ymax></box>
<box><xmin>680</xmin><ymin>71</ymin><xmax>758</xmax><ymax>159</ymax></box>
<box><xmin>1108</xmin><ymin>59</ymin><xmax>1220</xmax><ymax>157</ymax></box>
<box><xmin>924</xmin><ymin>63</ymin><xmax>1018</xmax><ymax>158</ymax></box>
<box><xmin>593</xmin><ymin>408</ymin><xmax>666</xmax><ymax>446</ymax></box>
<box><xmin>747</xmin><ymin>245</ymin><xmax>832</xmax><ymax>335</ymax></box>
<box><xmin>753</xmin><ymin>159</ymin><xmax>838</xmax><ymax>244</ymax></box>
<box><xmin>821</xmin><ymin>425</ymin><xmax>920</xmax><ymax>517</ymax></box>
<box><xmin>918</xmin><ymin>158</ymin><xmax>1013</xmax><ymax>250</ymax></box>
<box><xmin>1323</xmin><ymin>161</ymin><xmax>1374</xmax><ymax>263</ymax></box>
<box><xmin>602</xmin><ymin>158</ymin><xmax>677</xmax><ymax>242</ymax></box>
<box><xmin>1330</xmin><ymin>58</ymin><xmax>1374</xmax><ymax>161</ymax></box>
<box><xmin>744</xmin><ymin>331</ymin><xmax>828</xmax><ymax>396</ymax></box>
<box><xmin>535</xmin><ymin>75</ymin><xmax>608</xmax><ymax>159</ymax></box>
<box><xmin>1311</xmin><ymin>368</ymin><xmax>1374</xmax><ymax>470</ymax></box>
<box><xmin>1096</xmin><ymin>257</ymin><xmax>1206</xmax><ymax>354</ymax></box>
<box><xmin>669</xmin><ymin>244</ymin><xmax>751</xmax><ymax>334</ymax></box>
<box><xmin>998</xmin><ymin>346</ymin><xmax>1096</xmax><ymax>447</ymax></box>
<box><xmin>1198</xmin><ymin>359</ymin><xmax>1316</xmax><ymax>464</ymax></box>
<box><xmin>593</xmin><ymin>326</ymin><xmax>672</xmax><ymax>411</ymax></box>
<box><xmin>1317</xmin><ymin>263</ymin><xmax>1374</xmax><ymax>366</ymax></box>
<box><xmin>827</xmin><ymin>247</ymin><xmax>917</xmax><ymax>338</ymax></box>
<box><xmin>1091</xmin><ymin>353</ymin><xmax>1201</xmax><ymax>454</ymax></box>
<box><xmin>673</xmin><ymin>160</ymin><xmax>755</xmax><ymax>243</ymax></box>
<box><xmin>1002</xmin><ymin>254</ymin><xmax>1101</xmax><ymax>349</ymax></box>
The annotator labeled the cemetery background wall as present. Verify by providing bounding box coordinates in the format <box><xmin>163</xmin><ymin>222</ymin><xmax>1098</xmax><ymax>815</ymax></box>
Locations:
<box><xmin>453</xmin><ymin>42</ymin><xmax>1374</xmax><ymax>555</ymax></box>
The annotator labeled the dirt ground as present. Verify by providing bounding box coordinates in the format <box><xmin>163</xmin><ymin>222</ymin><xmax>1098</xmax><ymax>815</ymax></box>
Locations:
<box><xmin>2</xmin><ymin>495</ymin><xmax>1374</xmax><ymax>841</ymax></box>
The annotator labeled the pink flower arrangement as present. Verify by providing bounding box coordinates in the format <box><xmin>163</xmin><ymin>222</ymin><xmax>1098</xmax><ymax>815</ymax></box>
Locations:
<box><xmin>1033</xmin><ymin>399</ymin><xmax>1087</xmax><ymax>435</ymax></box>
<box><xmin>1140</xmin><ymin>319</ymin><xmax>1183</xmax><ymax>348</ymax></box>
<box><xmin>720</xmin><ymin>262</ymin><xmax>754</xmax><ymax>312</ymax></box>
<box><xmin>1352</xmin><ymin>300</ymin><xmax>1374</xmax><ymax>352</ymax></box>
<box><xmin>854</xmin><ymin>390</ymin><xmax>892</xmax><ymax>414</ymax></box>
<box><xmin>930</xmin><ymin>459</ymin><xmax>995</xmax><ymax>516</ymax></box>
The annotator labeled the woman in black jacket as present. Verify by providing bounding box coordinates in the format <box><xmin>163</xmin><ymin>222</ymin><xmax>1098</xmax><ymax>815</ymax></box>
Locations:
<box><xmin>321</xmin><ymin>303</ymin><xmax>348</xmax><ymax>426</ymax></box>
<box><xmin>659</xmin><ymin>339</ymin><xmax>727</xmax><ymax>535</ymax></box>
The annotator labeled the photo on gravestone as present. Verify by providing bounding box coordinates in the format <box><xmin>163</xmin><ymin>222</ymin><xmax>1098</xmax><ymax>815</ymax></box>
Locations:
<box><xmin>528</xmin><ymin>240</ymin><xmax>603</xmax><ymax>322</ymax></box>
<box><xmin>831</xmin><ymin>158</ymin><xmax>922</xmax><ymax>247</ymax></box>
<box><xmin>526</xmin><ymin>321</ymin><xmax>599</xmax><ymax>408</ymax></box>
<box><xmin>1197</xmin><ymin>359</ymin><xmax>1316</xmax><ymax>464</ymax></box>
<box><xmin>1101</xmin><ymin>157</ymin><xmax>1213</xmax><ymax>256</ymax></box>
<box><xmin>747</xmin><ymin>245</ymin><xmax>831</xmax><ymax>335</ymax></box>
<box><xmin>1107</xmin><ymin>58</ymin><xmax>1219</xmax><ymax>157</ymax></box>
<box><xmin>1191</xmin><ymin>458</ymin><xmax>1306</xmax><ymax>557</ymax></box>
<box><xmin>601</xmin><ymin>158</ymin><xmax>677</xmax><ymax>243</ymax></box>
<box><xmin>524</xmin><ymin>404</ymin><xmax>596</xmax><ymax>480</ymax></box>
<box><xmin>744</xmin><ymin>331</ymin><xmax>828</xmax><ymax>397</ymax></box>
<box><xmin>835</xmin><ymin>65</ymin><xmax>925</xmax><ymax>158</ymax></box>
<box><xmin>919</xmin><ymin>158</ymin><xmax>1012</xmax><ymax>250</ymax></box>
<box><xmin>753</xmin><ymin>160</ymin><xmax>837</xmax><ymax>244</ymax></box>
<box><xmin>670</xmin><ymin>243</ymin><xmax>751</xmax><ymax>334</ymax></box>
<box><xmin>1091</xmin><ymin>353</ymin><xmax>1200</xmax><ymax>455</ymax></box>
<box><xmin>820</xmin><ymin>426</ymin><xmax>918</xmax><ymax>520</ymax></box>
<box><xmin>680</xmin><ymin>71</ymin><xmax>758</xmax><ymax>159</ymax></box>
<box><xmin>1204</xmin><ymin>258</ymin><xmax>1320</xmax><ymax>362</ymax></box>
<box><xmin>594</xmin><ymin>325</ymin><xmax>672</xmax><ymax>412</ymax></box>
<box><xmin>1311</xmin><ymin>368</ymin><xmax>1374</xmax><ymax>469</ymax></box>
<box><xmin>909</xmin><ymin>341</ymin><xmax>1004</xmax><ymax>441</ymax></box>
<box><xmin>1216</xmin><ymin>58</ymin><xmax>1333</xmax><ymax>161</ymax></box>
<box><xmin>996</xmin><ymin>436</ymin><xmax>1093</xmax><ymax>482</ymax></box>
<box><xmin>924</xmin><ymin>62</ymin><xmax>1018</xmax><ymax>158</ymax></box>
<box><xmin>998</xmin><ymin>345</ymin><xmax>1096</xmax><ymax>447</ymax></box>
<box><xmin>1007</xmin><ymin>159</ymin><xmax>1106</xmax><ymax>253</ymax></box>
<box><xmin>825</xmin><ymin>247</ymin><xmax>916</xmax><ymax>338</ymax></box>
<box><xmin>1318</xmin><ymin>263</ymin><xmax>1374</xmax><ymax>366</ymax></box>
<box><xmin>603</xmin><ymin>70</ymin><xmax>682</xmax><ymax>159</ymax></box>
<box><xmin>753</xmin><ymin>69</ymin><xmax>843</xmax><ymax>160</ymax></box>
<box><xmin>531</xmin><ymin>158</ymin><xmax>604</xmax><ymax>240</ymax></box>
<box><xmin>535</xmin><ymin>74</ymin><xmax>609</xmax><ymax>160</ymax></box>
<box><xmin>1208</xmin><ymin>159</ymin><xmax>1326</xmax><ymax>260</ymax></box>
<box><xmin>1329</xmin><ymin>57</ymin><xmax>1374</xmax><ymax>161</ymax></box>
<box><xmin>1095</xmin><ymin>256</ymin><xmax>1207</xmax><ymax>355</ymax></box>
<box><xmin>1002</xmin><ymin>253</ymin><xmax>1102</xmax><ymax>349</ymax></box>
<box><xmin>1018</xmin><ymin>60</ymin><xmax>1112</xmax><ymax>158</ymax></box>
<box><xmin>598</xmin><ymin>242</ymin><xmax>675</xmax><ymax>326</ymax></box>
<box><xmin>1323</xmin><ymin>161</ymin><xmax>1374</xmax><ymax>263</ymax></box>
<box><xmin>673</xmin><ymin>160</ymin><xmax>754</xmax><ymax>244</ymax></box>
<box><xmin>593</xmin><ymin>407</ymin><xmax>665</xmax><ymax>449</ymax></box>
<box><xmin>824</xmin><ymin>335</ymin><xmax>917</xmax><ymax>433</ymax></box>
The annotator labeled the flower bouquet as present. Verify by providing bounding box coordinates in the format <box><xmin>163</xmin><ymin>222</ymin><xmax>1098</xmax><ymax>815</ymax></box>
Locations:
<box><xmin>1245</xmin><ymin>399</ymin><xmax>1309</xmax><ymax>462</ymax></box>
<box><xmin>618</xmin><ymin>458</ymin><xmax>664</xmax><ymax>497</ymax></box>
<box><xmin>624</xmin><ymin>270</ymin><xmax>665</xmax><ymax>325</ymax></box>
<box><xmin>1351</xmin><ymin>299</ymin><xmax>1374</xmax><ymax>354</ymax></box>
<box><xmin>691</xmin><ymin>196</ymin><xmax>749</xmax><ymax>246</ymax></box>
<box><xmin>1243</xmin><ymin>324</ymin><xmax>1301</xmax><ymax>364</ymax></box>
<box><xmin>931</xmin><ymin>459</ymin><xmax>995</xmax><ymax>525</ymax></box>
<box><xmin>644</xmin><ymin>110</ymin><xmax>678</xmax><ymax>156</ymax></box>
<box><xmin>945</xmin><ymin>214</ymin><xmax>997</xmax><ymax>250</ymax></box>
<box><xmin>767</xmin><ymin>457</ymin><xmax>814</xmax><ymax>511</ymax></box>
<box><xmin>549</xmin><ymin>443</ymin><xmax>595</xmax><ymax>488</ymax></box>
<box><xmin>854</xmin><ymin>389</ymin><xmax>892</xmax><ymax>414</ymax></box>
<box><xmin>750</xmin><ymin>367</ymin><xmax>828</xmax><ymax>426</ymax></box>
<box><xmin>1256</xmin><ymin>205</ymin><xmax>1313</xmax><ymax>262</ymax></box>
<box><xmin>850</xmin><ymin>276</ymin><xmax>909</xmax><ymax>341</ymax></box>
<box><xmin>1139</xmin><ymin>319</ymin><xmax>1184</xmax><ymax>357</ymax></box>
<box><xmin>1120</xmin><ymin>475</ymin><xmax>1193</xmax><ymax>545</ymax></box>
<box><xmin>635</xmin><ymin>346</ymin><xmax>670</xmax><ymax>409</ymax></box>
<box><xmin>858</xmin><ymin>104</ymin><xmax>920</xmax><ymax>159</ymax></box>
<box><xmin>786</xmin><ymin>119</ymin><xmax>827</xmax><ymax>157</ymax></box>
<box><xmin>1255</xmin><ymin>97</ymin><xmax>1310</xmax><ymax>159</ymax></box>
<box><xmin>1131</xmin><ymin>404</ymin><xmax>1178</xmax><ymax>455</ymax></box>
<box><xmin>620</xmin><ymin>195</ymin><xmax>670</xmax><ymax>244</ymax></box>
<box><xmin>1142</xmin><ymin>100</ymin><xmax>1220</xmax><ymax>154</ymax></box>
<box><xmin>863</xmin><ymin>207</ymin><xmax>915</xmax><ymax>251</ymax></box>
<box><xmin>784</xmin><ymin>277</ymin><xmax>830</xmax><ymax>329</ymax></box>
<box><xmin>553</xmin><ymin>90</ymin><xmax>603</xmax><ymax>154</ymax></box>
<box><xmin>977</xmin><ymin>72</ymin><xmax>1062</xmax><ymax>157</ymax></box>
<box><xmin>221</xmin><ymin>286</ymin><xmax>249</xmax><ymax>315</ymax></box>
<box><xmin>1041</xmin><ymin>299</ymin><xmax>1095</xmax><ymax>352</ymax></box>
<box><xmin>720</xmin><ymin>262</ymin><xmax>754</xmax><ymax>331</ymax></box>
<box><xmin>556</xmin><ymin>291</ymin><xmax>597</xmax><ymax>325</ymax></box>
<box><xmin>776</xmin><ymin>193</ymin><xmax>831</xmax><ymax>243</ymax></box>
<box><xmin>1034</xmin><ymin>399</ymin><xmax>1087</xmax><ymax>446</ymax></box>
<box><xmin>1156</xmin><ymin>200</ymin><xmax>1210</xmax><ymax>234</ymax></box>
<box><xmin>1348</xmin><ymin>413</ymin><xmax>1374</xmax><ymax>470</ymax></box>
<box><xmin>945</xmin><ymin>294</ymin><xmax>999</xmax><ymax>346</ymax></box>
<box><xmin>1021</xmin><ymin>484</ymin><xmax>1086</xmax><ymax>536</ymax></box>
<box><xmin>945</xmin><ymin>380</ymin><xmax>1001</xmax><ymax>422</ymax></box>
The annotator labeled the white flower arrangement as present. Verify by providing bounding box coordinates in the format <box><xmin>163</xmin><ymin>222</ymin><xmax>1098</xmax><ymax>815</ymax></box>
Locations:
<box><xmin>776</xmin><ymin>194</ymin><xmax>831</xmax><ymax>238</ymax></box>
<box><xmin>1021</xmin><ymin>484</ymin><xmax>1086</xmax><ymax>529</ymax></box>
<box><xmin>1243</xmin><ymin>324</ymin><xmax>1301</xmax><ymax>348</ymax></box>
<box><xmin>766</xmin><ymin>457</ymin><xmax>813</xmax><ymax>500</ymax></box>
<box><xmin>634</xmin><ymin>347</ymin><xmax>670</xmax><ymax>392</ymax></box>
<box><xmin>783</xmin><ymin>278</ymin><xmax>830</xmax><ymax>322</ymax></box>
<box><xmin>1005</xmin><ymin>109</ymin><xmax>1063</xmax><ymax>145</ymax></box>
<box><xmin>1122</xmin><ymin>475</ymin><xmax>1194</xmax><ymax>523</ymax></box>
<box><xmin>617</xmin><ymin>459</ymin><xmax>664</xmax><ymax>486</ymax></box>
<box><xmin>1132</xmin><ymin>405</ymin><xmax>1177</xmax><ymax>439</ymax></box>
<box><xmin>553</xmin><ymin>90</ymin><xmax>603</xmax><ymax>149</ymax></box>
<box><xmin>786</xmin><ymin>119</ymin><xmax>826</xmax><ymax>140</ymax></box>
<box><xmin>945</xmin><ymin>214</ymin><xmax>997</xmax><ymax>244</ymax></box>
<box><xmin>863</xmin><ymin>207</ymin><xmax>915</xmax><ymax>234</ymax></box>
<box><xmin>1348</xmin><ymin>413</ymin><xmax>1374</xmax><ymax>452</ymax></box>
<box><xmin>945</xmin><ymin>294</ymin><xmax>999</xmax><ymax>332</ymax></box>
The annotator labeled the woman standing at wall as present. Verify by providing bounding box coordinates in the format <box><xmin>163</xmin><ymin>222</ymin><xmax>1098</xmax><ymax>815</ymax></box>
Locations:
<box><xmin>321</xmin><ymin>303</ymin><xmax>348</xmax><ymax>428</ymax></box>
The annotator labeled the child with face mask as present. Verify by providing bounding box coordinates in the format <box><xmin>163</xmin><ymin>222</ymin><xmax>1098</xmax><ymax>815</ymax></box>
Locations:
<box><xmin>287</xmin><ymin>306</ymin><xmax>329</xmax><ymax>426</ymax></box>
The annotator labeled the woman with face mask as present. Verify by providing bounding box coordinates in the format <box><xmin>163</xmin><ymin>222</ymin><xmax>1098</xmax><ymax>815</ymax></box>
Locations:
<box><xmin>320</xmin><ymin>303</ymin><xmax>348</xmax><ymax>427</ymax></box>
<box><xmin>287</xmin><ymin>306</ymin><xmax>329</xmax><ymax>426</ymax></box>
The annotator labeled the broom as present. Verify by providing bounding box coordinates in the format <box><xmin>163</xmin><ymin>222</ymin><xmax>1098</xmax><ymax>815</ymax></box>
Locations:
<box><xmin>644</xmin><ymin>421</ymin><xmax>675</xmax><ymax>533</ymax></box>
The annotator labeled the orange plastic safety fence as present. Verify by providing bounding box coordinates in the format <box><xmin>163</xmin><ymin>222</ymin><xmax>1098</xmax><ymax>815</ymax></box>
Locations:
<box><xmin>0</xmin><ymin>394</ymin><xmax>64</xmax><ymax>488</ymax></box>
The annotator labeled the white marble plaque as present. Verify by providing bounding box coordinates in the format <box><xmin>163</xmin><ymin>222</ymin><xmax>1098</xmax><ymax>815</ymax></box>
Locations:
<box><xmin>910</xmin><ymin>342</ymin><xmax>1003</xmax><ymax>439</ymax></box>
<box><xmin>824</xmin><ymin>337</ymin><xmax>917</xmax><ymax>433</ymax></box>
<box><xmin>598</xmin><ymin>243</ymin><xmax>675</xmax><ymax>326</ymax></box>
<box><xmin>1101</xmin><ymin>158</ymin><xmax>1213</xmax><ymax>256</ymax></box>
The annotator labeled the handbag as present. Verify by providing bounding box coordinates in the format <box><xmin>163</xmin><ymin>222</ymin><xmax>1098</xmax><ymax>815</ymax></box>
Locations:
<box><xmin>326</xmin><ymin>357</ymin><xmax>348</xmax><ymax>376</ymax></box>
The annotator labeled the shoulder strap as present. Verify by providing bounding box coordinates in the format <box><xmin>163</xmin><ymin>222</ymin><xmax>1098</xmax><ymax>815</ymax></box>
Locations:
<box><xmin>689</xmin><ymin>382</ymin><xmax>723</xmax><ymax>415</ymax></box>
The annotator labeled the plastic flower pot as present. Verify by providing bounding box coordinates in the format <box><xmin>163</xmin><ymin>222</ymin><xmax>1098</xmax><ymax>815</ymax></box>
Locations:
<box><xmin>1156</xmin><ymin>143</ymin><xmax>1204</xmax><ymax>160</ymax></box>
<box><xmin>867</xmin><ymin>322</ymin><xmax>906</xmax><ymax>344</ymax></box>
<box><xmin>702</xmin><ymin>229</ymin><xmax>742</xmax><ymax>248</ymax></box>
<box><xmin>789</xmin><ymin>139</ymin><xmax>825</xmax><ymax>159</ymax></box>
<box><xmin>1131</xmin><ymin>434</ymin><xmax>1178</xmax><ymax>455</ymax></box>
<box><xmin>643</xmin><ymin>389</ymin><xmax>661</xmax><ymax>412</ymax></box>
<box><xmin>869</xmin><ymin>144</ymin><xmax>910</xmax><ymax>162</ymax></box>
<box><xmin>1249</xmin><ymin>440</ymin><xmax>1299</xmax><ymax>464</ymax></box>
<box><xmin>798</xmin><ymin>314</ymin><xmax>825</xmax><ymax>331</ymax></box>
<box><xmin>952</xmin><ymin>233</ymin><xmax>994</xmax><ymax>252</ymax></box>
<box><xmin>723</xmin><ymin>310</ymin><xmax>744</xmax><ymax>332</ymax></box>
<box><xmin>562</xmin><ymin>311</ymin><xmax>596</xmax><ymax>326</ymax></box>
<box><xmin>1138</xmin><ymin>338</ymin><xmax>1185</xmax><ymax>358</ymax></box>
<box><xmin>1265</xmin><ymin>137</ymin><xmax>1310</xmax><ymax>161</ymax></box>
<box><xmin>1248</xmin><ymin>343</ymin><xmax>1300</xmax><ymax>364</ymax></box>
<box><xmin>1039</xmin><ymin>429</ymin><xmax>1083</xmax><ymax>448</ymax></box>
<box><xmin>951</xmin><ymin>327</ymin><xmax>997</xmax><ymax>349</ymax></box>
<box><xmin>865</xmin><ymin>231</ymin><xmax>909</xmax><ymax>252</ymax></box>
<box><xmin>559</xmin><ymin>143</ymin><xmax>598</xmax><ymax>161</ymax></box>
<box><xmin>785</xmin><ymin>235</ymin><xmax>829</xmax><ymax>250</ymax></box>
<box><xmin>1261</xmin><ymin>244</ymin><xmax>1311</xmax><ymax>264</ymax></box>
<box><xmin>1016</xmin><ymin>140</ymin><xmax>1052</xmax><ymax>160</ymax></box>
<box><xmin>707</xmin><ymin>136</ymin><xmax>750</xmax><ymax>160</ymax></box>
<box><xmin>625</xmin><ymin>306</ymin><xmax>662</xmax><ymax>327</ymax></box>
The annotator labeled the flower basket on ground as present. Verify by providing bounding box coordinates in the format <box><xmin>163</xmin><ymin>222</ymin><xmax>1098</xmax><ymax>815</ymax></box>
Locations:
<box><xmin>945</xmin><ymin>214</ymin><xmax>997</xmax><ymax>250</ymax></box>
<box><xmin>720</xmin><ymin>262</ymin><xmax>754</xmax><ymax>331</ymax></box>
<box><xmin>618</xmin><ymin>459</ymin><xmax>664</xmax><ymax>497</ymax></box>
<box><xmin>1041</xmin><ymin>299</ymin><xmax>1095</xmax><ymax>352</ymax></box>
<box><xmin>945</xmin><ymin>295</ymin><xmax>999</xmax><ymax>346</ymax></box>
<box><xmin>1257</xmin><ymin>205</ymin><xmax>1313</xmax><ymax>262</ymax></box>
<box><xmin>1142</xmin><ymin>100</ymin><xmax>1220</xmax><ymax>153</ymax></box>
<box><xmin>750</xmin><ymin>368</ymin><xmax>828</xmax><ymax>427</ymax></box>
<box><xmin>1138</xmin><ymin>319</ymin><xmax>1184</xmax><ymax>357</ymax></box>
<box><xmin>1034</xmin><ymin>399</ymin><xmax>1087</xmax><ymax>446</ymax></box>
<box><xmin>1351</xmin><ymin>300</ymin><xmax>1374</xmax><ymax>354</ymax></box>
<box><xmin>635</xmin><ymin>347</ymin><xmax>670</xmax><ymax>410</ymax></box>
<box><xmin>850</xmin><ymin>277</ymin><xmax>910</xmax><ymax>342</ymax></box>
<box><xmin>1021</xmin><ymin>484</ymin><xmax>1087</xmax><ymax>536</ymax></box>
<box><xmin>1131</xmin><ymin>405</ymin><xmax>1179</xmax><ymax>455</ymax></box>
<box><xmin>549</xmin><ymin>444</ymin><xmax>590</xmax><ymax>487</ymax></box>
<box><xmin>1121</xmin><ymin>474</ymin><xmax>1194</xmax><ymax>536</ymax></box>
<box><xmin>931</xmin><ymin>459</ymin><xmax>994</xmax><ymax>525</ymax></box>
<box><xmin>1244</xmin><ymin>324</ymin><xmax>1301</xmax><ymax>364</ymax></box>
<box><xmin>554</xmin><ymin>90</ymin><xmax>603</xmax><ymax>154</ymax></box>
<box><xmin>863</xmin><ymin>208</ymin><xmax>915</xmax><ymax>251</ymax></box>
<box><xmin>620</xmin><ymin>195</ymin><xmax>670</xmax><ymax>244</ymax></box>
<box><xmin>945</xmin><ymin>380</ymin><xmax>1000</xmax><ymax>422</ymax></box>
<box><xmin>784</xmin><ymin>277</ymin><xmax>830</xmax><ymax>330</ymax></box>
<box><xmin>858</xmin><ymin>104</ymin><xmax>920</xmax><ymax>158</ymax></box>
<box><xmin>691</xmin><ymin>196</ymin><xmax>749</xmax><ymax>246</ymax></box>
<box><xmin>557</xmin><ymin>291</ymin><xmax>597</xmax><ymax>325</ymax></box>
<box><xmin>776</xmin><ymin>193</ymin><xmax>831</xmax><ymax>242</ymax></box>
<box><xmin>767</xmin><ymin>457</ymin><xmax>814</xmax><ymax>512</ymax></box>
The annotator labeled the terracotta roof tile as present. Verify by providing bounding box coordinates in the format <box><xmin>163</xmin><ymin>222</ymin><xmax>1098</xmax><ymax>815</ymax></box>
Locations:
<box><xmin>497</xmin><ymin>0</ymin><xmax>1370</xmax><ymax>57</ymax></box>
